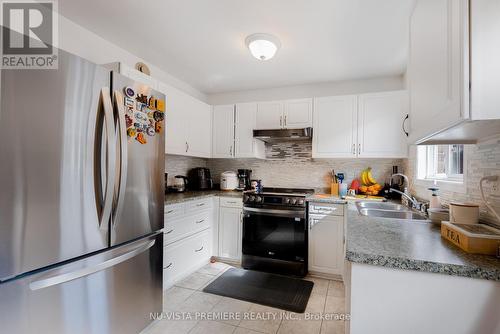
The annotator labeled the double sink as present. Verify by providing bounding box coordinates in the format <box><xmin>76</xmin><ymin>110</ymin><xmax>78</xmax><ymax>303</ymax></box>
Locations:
<box><xmin>356</xmin><ymin>201</ymin><xmax>428</xmax><ymax>221</ymax></box>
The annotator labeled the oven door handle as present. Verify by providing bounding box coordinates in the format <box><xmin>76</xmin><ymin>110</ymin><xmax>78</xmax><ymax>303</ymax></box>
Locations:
<box><xmin>243</xmin><ymin>207</ymin><xmax>305</xmax><ymax>219</ymax></box>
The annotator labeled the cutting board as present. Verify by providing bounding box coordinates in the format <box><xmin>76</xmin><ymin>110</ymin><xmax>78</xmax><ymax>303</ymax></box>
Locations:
<box><xmin>441</xmin><ymin>221</ymin><xmax>500</xmax><ymax>255</ymax></box>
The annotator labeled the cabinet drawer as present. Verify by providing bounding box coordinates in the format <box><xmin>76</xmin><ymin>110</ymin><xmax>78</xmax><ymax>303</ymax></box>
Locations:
<box><xmin>185</xmin><ymin>198</ymin><xmax>213</xmax><ymax>213</ymax></box>
<box><xmin>165</xmin><ymin>203</ymin><xmax>184</xmax><ymax>219</ymax></box>
<box><xmin>220</xmin><ymin>196</ymin><xmax>243</xmax><ymax>208</ymax></box>
<box><xmin>163</xmin><ymin>229</ymin><xmax>211</xmax><ymax>289</ymax></box>
<box><xmin>164</xmin><ymin>210</ymin><xmax>211</xmax><ymax>245</ymax></box>
<box><xmin>309</xmin><ymin>203</ymin><xmax>344</xmax><ymax>216</ymax></box>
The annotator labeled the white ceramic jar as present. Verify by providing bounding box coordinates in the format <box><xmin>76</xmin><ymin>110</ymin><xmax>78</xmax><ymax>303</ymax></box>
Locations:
<box><xmin>449</xmin><ymin>202</ymin><xmax>479</xmax><ymax>224</ymax></box>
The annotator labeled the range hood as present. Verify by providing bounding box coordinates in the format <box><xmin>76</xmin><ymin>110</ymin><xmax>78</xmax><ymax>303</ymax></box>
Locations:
<box><xmin>253</xmin><ymin>127</ymin><xmax>313</xmax><ymax>143</ymax></box>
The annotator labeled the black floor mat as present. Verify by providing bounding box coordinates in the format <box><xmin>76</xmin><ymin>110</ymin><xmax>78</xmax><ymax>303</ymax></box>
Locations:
<box><xmin>203</xmin><ymin>268</ymin><xmax>313</xmax><ymax>313</ymax></box>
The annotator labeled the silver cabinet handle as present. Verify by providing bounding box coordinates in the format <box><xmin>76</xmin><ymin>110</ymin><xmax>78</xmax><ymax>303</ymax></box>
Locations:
<box><xmin>165</xmin><ymin>262</ymin><xmax>173</xmax><ymax>269</ymax></box>
<box><xmin>402</xmin><ymin>114</ymin><xmax>409</xmax><ymax>137</ymax></box>
<box><xmin>309</xmin><ymin>218</ymin><xmax>317</xmax><ymax>230</ymax></box>
<box><xmin>280</xmin><ymin>116</ymin><xmax>282</xmax><ymax>127</ymax></box>
<box><xmin>229</xmin><ymin>146</ymin><xmax>232</xmax><ymax>156</ymax></box>
<box><xmin>185</xmin><ymin>142</ymin><xmax>189</xmax><ymax>152</ymax></box>
<box><xmin>196</xmin><ymin>203</ymin><xmax>205</xmax><ymax>207</ymax></box>
<box><xmin>166</xmin><ymin>229</ymin><xmax>174</xmax><ymax>234</ymax></box>
<box><xmin>358</xmin><ymin>144</ymin><xmax>361</xmax><ymax>155</ymax></box>
<box><xmin>226</xmin><ymin>201</ymin><xmax>237</xmax><ymax>204</ymax></box>
<box><xmin>166</xmin><ymin>209</ymin><xmax>174</xmax><ymax>214</ymax></box>
<box><xmin>284</xmin><ymin>115</ymin><xmax>287</xmax><ymax>127</ymax></box>
<box><xmin>30</xmin><ymin>239</ymin><xmax>155</xmax><ymax>290</ymax></box>
<box><xmin>352</xmin><ymin>144</ymin><xmax>355</xmax><ymax>155</ymax></box>
<box><xmin>195</xmin><ymin>219</ymin><xmax>205</xmax><ymax>224</ymax></box>
<box><xmin>194</xmin><ymin>246</ymin><xmax>204</xmax><ymax>252</ymax></box>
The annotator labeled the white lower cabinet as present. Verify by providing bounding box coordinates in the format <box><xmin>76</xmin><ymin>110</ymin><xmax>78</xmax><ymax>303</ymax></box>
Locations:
<box><xmin>163</xmin><ymin>229</ymin><xmax>211</xmax><ymax>289</ymax></box>
<box><xmin>308</xmin><ymin>203</ymin><xmax>345</xmax><ymax>277</ymax></box>
<box><xmin>218</xmin><ymin>198</ymin><xmax>243</xmax><ymax>262</ymax></box>
<box><xmin>163</xmin><ymin>199</ymin><xmax>214</xmax><ymax>290</ymax></box>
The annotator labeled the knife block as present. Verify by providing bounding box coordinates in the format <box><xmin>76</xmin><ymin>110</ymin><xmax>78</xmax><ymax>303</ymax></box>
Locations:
<box><xmin>330</xmin><ymin>182</ymin><xmax>339</xmax><ymax>196</ymax></box>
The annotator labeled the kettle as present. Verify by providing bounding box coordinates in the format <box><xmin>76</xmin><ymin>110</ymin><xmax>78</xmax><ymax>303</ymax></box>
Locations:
<box><xmin>172</xmin><ymin>175</ymin><xmax>188</xmax><ymax>192</ymax></box>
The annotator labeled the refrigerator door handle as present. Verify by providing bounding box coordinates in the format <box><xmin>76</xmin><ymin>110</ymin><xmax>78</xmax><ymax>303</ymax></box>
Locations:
<box><xmin>29</xmin><ymin>239</ymin><xmax>155</xmax><ymax>291</ymax></box>
<box><xmin>112</xmin><ymin>90</ymin><xmax>128</xmax><ymax>226</ymax></box>
<box><xmin>94</xmin><ymin>87</ymin><xmax>117</xmax><ymax>231</ymax></box>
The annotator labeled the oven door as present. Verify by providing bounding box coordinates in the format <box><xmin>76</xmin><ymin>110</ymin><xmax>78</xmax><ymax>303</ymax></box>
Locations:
<box><xmin>242</xmin><ymin>207</ymin><xmax>307</xmax><ymax>263</ymax></box>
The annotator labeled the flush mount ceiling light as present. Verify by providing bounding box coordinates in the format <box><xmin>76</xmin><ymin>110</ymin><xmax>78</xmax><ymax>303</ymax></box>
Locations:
<box><xmin>245</xmin><ymin>33</ymin><xmax>281</xmax><ymax>61</ymax></box>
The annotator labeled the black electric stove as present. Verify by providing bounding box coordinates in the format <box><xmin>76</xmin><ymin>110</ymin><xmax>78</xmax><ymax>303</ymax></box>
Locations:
<box><xmin>242</xmin><ymin>187</ymin><xmax>314</xmax><ymax>277</ymax></box>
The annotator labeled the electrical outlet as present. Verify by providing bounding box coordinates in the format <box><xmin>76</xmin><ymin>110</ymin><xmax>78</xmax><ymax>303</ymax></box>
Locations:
<box><xmin>492</xmin><ymin>180</ymin><xmax>499</xmax><ymax>195</ymax></box>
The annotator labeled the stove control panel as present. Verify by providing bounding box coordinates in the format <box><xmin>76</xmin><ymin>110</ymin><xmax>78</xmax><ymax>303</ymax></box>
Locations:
<box><xmin>243</xmin><ymin>194</ymin><xmax>306</xmax><ymax>207</ymax></box>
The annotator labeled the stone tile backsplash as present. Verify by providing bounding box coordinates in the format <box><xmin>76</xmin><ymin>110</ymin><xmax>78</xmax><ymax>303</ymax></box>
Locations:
<box><xmin>209</xmin><ymin>141</ymin><xmax>402</xmax><ymax>192</ymax></box>
<box><xmin>165</xmin><ymin>154</ymin><xmax>207</xmax><ymax>185</ymax></box>
<box><xmin>404</xmin><ymin>135</ymin><xmax>500</xmax><ymax>226</ymax></box>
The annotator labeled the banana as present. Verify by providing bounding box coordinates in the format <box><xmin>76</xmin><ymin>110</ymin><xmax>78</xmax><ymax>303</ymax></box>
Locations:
<box><xmin>366</xmin><ymin>168</ymin><xmax>377</xmax><ymax>185</ymax></box>
<box><xmin>360</xmin><ymin>169</ymin><xmax>370</xmax><ymax>186</ymax></box>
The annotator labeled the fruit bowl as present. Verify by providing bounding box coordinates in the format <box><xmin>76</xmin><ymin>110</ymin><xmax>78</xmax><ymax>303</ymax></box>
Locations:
<box><xmin>358</xmin><ymin>167</ymin><xmax>382</xmax><ymax>195</ymax></box>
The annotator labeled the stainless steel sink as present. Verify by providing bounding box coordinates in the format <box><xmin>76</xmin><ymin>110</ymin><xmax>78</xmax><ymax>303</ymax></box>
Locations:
<box><xmin>355</xmin><ymin>201</ymin><xmax>409</xmax><ymax>211</ymax></box>
<box><xmin>358</xmin><ymin>208</ymin><xmax>428</xmax><ymax>220</ymax></box>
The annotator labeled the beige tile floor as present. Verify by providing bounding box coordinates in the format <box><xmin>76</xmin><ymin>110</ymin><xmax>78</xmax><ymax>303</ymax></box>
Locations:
<box><xmin>145</xmin><ymin>262</ymin><xmax>347</xmax><ymax>334</ymax></box>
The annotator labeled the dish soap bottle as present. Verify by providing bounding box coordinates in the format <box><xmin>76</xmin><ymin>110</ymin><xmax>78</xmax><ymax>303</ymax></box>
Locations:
<box><xmin>428</xmin><ymin>183</ymin><xmax>441</xmax><ymax>209</ymax></box>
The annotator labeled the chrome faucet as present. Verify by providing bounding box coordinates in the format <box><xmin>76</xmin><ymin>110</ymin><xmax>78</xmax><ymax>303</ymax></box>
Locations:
<box><xmin>389</xmin><ymin>188</ymin><xmax>421</xmax><ymax>210</ymax></box>
<box><xmin>389</xmin><ymin>173</ymin><xmax>421</xmax><ymax>210</ymax></box>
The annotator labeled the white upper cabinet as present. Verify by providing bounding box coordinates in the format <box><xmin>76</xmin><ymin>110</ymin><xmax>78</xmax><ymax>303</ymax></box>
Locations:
<box><xmin>159</xmin><ymin>82</ymin><xmax>189</xmax><ymax>155</ymax></box>
<box><xmin>255</xmin><ymin>98</ymin><xmax>313</xmax><ymax>130</ymax></box>
<box><xmin>284</xmin><ymin>98</ymin><xmax>313</xmax><ymax>129</ymax></box>
<box><xmin>358</xmin><ymin>91</ymin><xmax>408</xmax><ymax>158</ymax></box>
<box><xmin>235</xmin><ymin>103</ymin><xmax>265</xmax><ymax>158</ymax></box>
<box><xmin>313</xmin><ymin>95</ymin><xmax>357</xmax><ymax>158</ymax></box>
<box><xmin>212</xmin><ymin>105</ymin><xmax>235</xmax><ymax>158</ymax></box>
<box><xmin>187</xmin><ymin>99</ymin><xmax>212</xmax><ymax>158</ymax></box>
<box><xmin>313</xmin><ymin>92</ymin><xmax>408</xmax><ymax>159</ymax></box>
<box><xmin>256</xmin><ymin>101</ymin><xmax>283</xmax><ymax>129</ymax></box>
<box><xmin>470</xmin><ymin>0</ymin><xmax>500</xmax><ymax>120</ymax></box>
<box><xmin>407</xmin><ymin>0</ymin><xmax>500</xmax><ymax>143</ymax></box>
<box><xmin>159</xmin><ymin>82</ymin><xmax>211</xmax><ymax>158</ymax></box>
<box><xmin>408</xmin><ymin>0</ymin><xmax>467</xmax><ymax>143</ymax></box>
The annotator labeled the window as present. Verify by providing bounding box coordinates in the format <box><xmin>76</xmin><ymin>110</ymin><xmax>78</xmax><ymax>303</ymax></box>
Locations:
<box><xmin>417</xmin><ymin>144</ymin><xmax>465</xmax><ymax>182</ymax></box>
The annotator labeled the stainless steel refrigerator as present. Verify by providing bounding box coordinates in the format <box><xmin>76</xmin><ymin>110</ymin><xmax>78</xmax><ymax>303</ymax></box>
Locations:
<box><xmin>0</xmin><ymin>48</ymin><xmax>165</xmax><ymax>334</ymax></box>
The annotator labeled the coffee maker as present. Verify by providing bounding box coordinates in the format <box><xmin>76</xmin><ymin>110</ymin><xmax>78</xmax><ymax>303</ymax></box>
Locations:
<box><xmin>237</xmin><ymin>169</ymin><xmax>252</xmax><ymax>191</ymax></box>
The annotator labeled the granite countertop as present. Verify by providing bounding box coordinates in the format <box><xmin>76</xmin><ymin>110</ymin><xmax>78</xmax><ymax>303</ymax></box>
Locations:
<box><xmin>165</xmin><ymin>190</ymin><xmax>243</xmax><ymax>204</ymax></box>
<box><xmin>345</xmin><ymin>202</ymin><xmax>500</xmax><ymax>281</ymax></box>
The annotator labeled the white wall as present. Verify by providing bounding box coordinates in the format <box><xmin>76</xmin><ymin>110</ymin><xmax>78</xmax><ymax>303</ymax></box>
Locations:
<box><xmin>207</xmin><ymin>75</ymin><xmax>405</xmax><ymax>105</ymax></box>
<box><xmin>57</xmin><ymin>14</ymin><xmax>207</xmax><ymax>102</ymax></box>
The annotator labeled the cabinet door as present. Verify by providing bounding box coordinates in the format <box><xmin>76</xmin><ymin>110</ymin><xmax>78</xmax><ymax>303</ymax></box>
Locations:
<box><xmin>256</xmin><ymin>101</ymin><xmax>284</xmax><ymax>129</ymax></box>
<box><xmin>218</xmin><ymin>207</ymin><xmax>242</xmax><ymax>260</ymax></box>
<box><xmin>358</xmin><ymin>91</ymin><xmax>408</xmax><ymax>158</ymax></box>
<box><xmin>312</xmin><ymin>95</ymin><xmax>357</xmax><ymax>158</ymax></box>
<box><xmin>235</xmin><ymin>103</ymin><xmax>264</xmax><ymax>158</ymax></box>
<box><xmin>212</xmin><ymin>105</ymin><xmax>235</xmax><ymax>158</ymax></box>
<box><xmin>284</xmin><ymin>98</ymin><xmax>312</xmax><ymax>128</ymax></box>
<box><xmin>120</xmin><ymin>64</ymin><xmax>159</xmax><ymax>89</ymax></box>
<box><xmin>408</xmin><ymin>0</ymin><xmax>467</xmax><ymax>143</ymax></box>
<box><xmin>159</xmin><ymin>82</ymin><xmax>188</xmax><ymax>155</ymax></box>
<box><xmin>187</xmin><ymin>99</ymin><xmax>212</xmax><ymax>158</ymax></box>
<box><xmin>308</xmin><ymin>215</ymin><xmax>344</xmax><ymax>276</ymax></box>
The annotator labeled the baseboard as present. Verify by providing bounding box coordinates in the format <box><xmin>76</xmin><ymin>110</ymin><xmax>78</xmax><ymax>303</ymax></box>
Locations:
<box><xmin>307</xmin><ymin>270</ymin><xmax>344</xmax><ymax>282</ymax></box>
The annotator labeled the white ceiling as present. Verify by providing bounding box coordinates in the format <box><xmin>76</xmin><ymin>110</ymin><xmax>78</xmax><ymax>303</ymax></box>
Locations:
<box><xmin>59</xmin><ymin>0</ymin><xmax>415</xmax><ymax>94</ymax></box>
